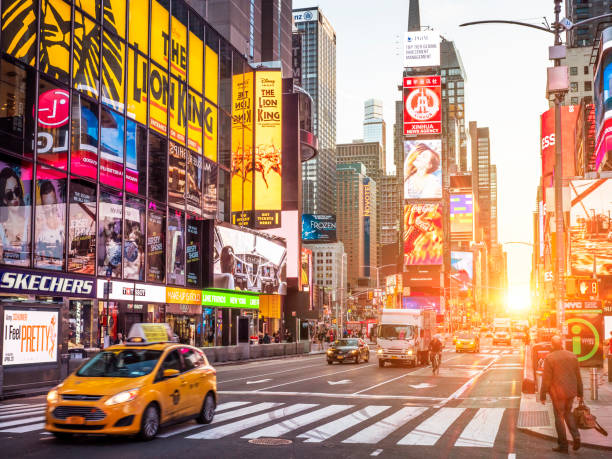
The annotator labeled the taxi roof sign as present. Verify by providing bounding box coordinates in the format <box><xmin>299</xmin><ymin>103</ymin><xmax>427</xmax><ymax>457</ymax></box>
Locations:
<box><xmin>127</xmin><ymin>323</ymin><xmax>176</xmax><ymax>343</ymax></box>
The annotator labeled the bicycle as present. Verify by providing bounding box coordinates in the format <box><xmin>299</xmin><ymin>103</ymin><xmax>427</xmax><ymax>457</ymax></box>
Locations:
<box><xmin>431</xmin><ymin>351</ymin><xmax>441</xmax><ymax>375</ymax></box>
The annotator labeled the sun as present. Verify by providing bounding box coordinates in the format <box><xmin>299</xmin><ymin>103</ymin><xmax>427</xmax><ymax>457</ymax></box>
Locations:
<box><xmin>506</xmin><ymin>287</ymin><xmax>531</xmax><ymax>313</ymax></box>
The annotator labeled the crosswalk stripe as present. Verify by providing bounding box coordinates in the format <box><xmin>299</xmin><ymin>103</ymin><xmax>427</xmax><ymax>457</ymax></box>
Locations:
<box><xmin>491</xmin><ymin>350</ymin><xmax>500</xmax><ymax>354</ymax></box>
<box><xmin>0</xmin><ymin>408</ymin><xmax>46</xmax><ymax>420</ymax></box>
<box><xmin>342</xmin><ymin>406</ymin><xmax>428</xmax><ymax>444</ymax></box>
<box><xmin>397</xmin><ymin>407</ymin><xmax>466</xmax><ymax>445</ymax></box>
<box><xmin>214</xmin><ymin>402</ymin><xmax>283</xmax><ymax>423</ymax></box>
<box><xmin>187</xmin><ymin>404</ymin><xmax>317</xmax><ymax>440</ymax></box>
<box><xmin>0</xmin><ymin>416</ymin><xmax>45</xmax><ymax>429</ymax></box>
<box><xmin>454</xmin><ymin>408</ymin><xmax>505</xmax><ymax>447</ymax></box>
<box><xmin>242</xmin><ymin>404</ymin><xmax>353</xmax><ymax>439</ymax></box>
<box><xmin>298</xmin><ymin>405</ymin><xmax>391</xmax><ymax>443</ymax></box>
<box><xmin>0</xmin><ymin>404</ymin><xmax>45</xmax><ymax>414</ymax></box>
<box><xmin>0</xmin><ymin>423</ymin><xmax>45</xmax><ymax>433</ymax></box>
<box><xmin>216</xmin><ymin>401</ymin><xmax>252</xmax><ymax>412</ymax></box>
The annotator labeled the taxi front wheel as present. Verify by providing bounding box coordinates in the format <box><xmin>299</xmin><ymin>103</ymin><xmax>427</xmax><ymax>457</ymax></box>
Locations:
<box><xmin>138</xmin><ymin>404</ymin><xmax>160</xmax><ymax>441</ymax></box>
<box><xmin>196</xmin><ymin>393</ymin><xmax>216</xmax><ymax>424</ymax></box>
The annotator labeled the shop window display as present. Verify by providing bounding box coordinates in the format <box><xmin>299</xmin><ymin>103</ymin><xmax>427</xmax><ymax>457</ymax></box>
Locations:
<box><xmin>68</xmin><ymin>178</ymin><xmax>96</xmax><ymax>273</ymax></box>
<box><xmin>68</xmin><ymin>300</ymin><xmax>95</xmax><ymax>350</ymax></box>
<box><xmin>34</xmin><ymin>166</ymin><xmax>67</xmax><ymax>270</ymax></box>
<box><xmin>97</xmin><ymin>188</ymin><xmax>122</xmax><ymax>277</ymax></box>
<box><xmin>0</xmin><ymin>157</ymin><xmax>32</xmax><ymax>266</ymax></box>
<box><xmin>186</xmin><ymin>218</ymin><xmax>201</xmax><ymax>287</ymax></box>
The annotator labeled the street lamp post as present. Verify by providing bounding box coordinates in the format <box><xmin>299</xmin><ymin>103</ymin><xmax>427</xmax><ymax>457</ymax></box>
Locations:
<box><xmin>460</xmin><ymin>1</ymin><xmax>612</xmax><ymax>335</ymax></box>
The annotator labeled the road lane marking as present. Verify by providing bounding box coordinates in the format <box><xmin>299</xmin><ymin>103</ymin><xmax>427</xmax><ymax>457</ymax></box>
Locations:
<box><xmin>371</xmin><ymin>449</ymin><xmax>383</xmax><ymax>456</ymax></box>
<box><xmin>0</xmin><ymin>416</ymin><xmax>45</xmax><ymax>429</ymax></box>
<box><xmin>328</xmin><ymin>380</ymin><xmax>352</xmax><ymax>385</ymax></box>
<box><xmin>408</xmin><ymin>383</ymin><xmax>435</xmax><ymax>389</ymax></box>
<box><xmin>397</xmin><ymin>407</ymin><xmax>466</xmax><ymax>445</ymax></box>
<box><xmin>454</xmin><ymin>407</ymin><xmax>505</xmax><ymax>447</ymax></box>
<box><xmin>298</xmin><ymin>405</ymin><xmax>390</xmax><ymax>443</ymax></box>
<box><xmin>0</xmin><ymin>422</ymin><xmax>45</xmax><ymax>433</ymax></box>
<box><xmin>434</xmin><ymin>356</ymin><xmax>500</xmax><ymax>408</ymax></box>
<box><xmin>246</xmin><ymin>379</ymin><xmax>272</xmax><ymax>385</ymax></box>
<box><xmin>216</xmin><ymin>401</ymin><xmax>252</xmax><ymax>412</ymax></box>
<box><xmin>491</xmin><ymin>350</ymin><xmax>501</xmax><ymax>354</ymax></box>
<box><xmin>508</xmin><ymin>454</ymin><xmax>516</xmax><ymax>459</ymax></box>
<box><xmin>242</xmin><ymin>404</ymin><xmax>353</xmax><ymax>439</ymax></box>
<box><xmin>215</xmin><ymin>354</ymin><xmax>324</xmax><ymax>373</ymax></box>
<box><xmin>218</xmin><ymin>363</ymin><xmax>322</xmax><ymax>383</ymax></box>
<box><xmin>255</xmin><ymin>363</ymin><xmax>376</xmax><ymax>391</ymax></box>
<box><xmin>186</xmin><ymin>404</ymin><xmax>317</xmax><ymax>440</ymax></box>
<box><xmin>158</xmin><ymin>402</ymin><xmax>283</xmax><ymax>438</ymax></box>
<box><xmin>218</xmin><ymin>390</ymin><xmax>445</xmax><ymax>401</ymax></box>
<box><xmin>342</xmin><ymin>406</ymin><xmax>428</xmax><ymax>444</ymax></box>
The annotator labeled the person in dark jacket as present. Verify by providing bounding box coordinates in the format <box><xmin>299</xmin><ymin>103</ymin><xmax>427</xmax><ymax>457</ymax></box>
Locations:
<box><xmin>540</xmin><ymin>335</ymin><xmax>583</xmax><ymax>453</ymax></box>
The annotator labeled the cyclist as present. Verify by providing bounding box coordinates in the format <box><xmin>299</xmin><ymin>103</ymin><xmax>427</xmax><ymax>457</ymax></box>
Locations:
<box><xmin>429</xmin><ymin>334</ymin><xmax>444</xmax><ymax>374</ymax></box>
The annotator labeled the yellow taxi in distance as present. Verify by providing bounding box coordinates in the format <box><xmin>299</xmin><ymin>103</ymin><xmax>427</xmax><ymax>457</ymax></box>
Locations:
<box><xmin>45</xmin><ymin>331</ymin><xmax>217</xmax><ymax>440</ymax></box>
<box><xmin>455</xmin><ymin>332</ymin><xmax>480</xmax><ymax>353</ymax></box>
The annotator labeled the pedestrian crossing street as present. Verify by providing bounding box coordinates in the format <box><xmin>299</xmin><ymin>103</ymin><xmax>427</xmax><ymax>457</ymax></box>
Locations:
<box><xmin>0</xmin><ymin>399</ymin><xmax>513</xmax><ymax>449</ymax></box>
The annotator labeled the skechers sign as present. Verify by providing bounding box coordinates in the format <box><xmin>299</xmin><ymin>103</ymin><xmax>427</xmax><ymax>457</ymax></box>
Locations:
<box><xmin>0</xmin><ymin>269</ymin><xmax>96</xmax><ymax>298</ymax></box>
<box><xmin>302</xmin><ymin>214</ymin><xmax>337</xmax><ymax>242</ymax></box>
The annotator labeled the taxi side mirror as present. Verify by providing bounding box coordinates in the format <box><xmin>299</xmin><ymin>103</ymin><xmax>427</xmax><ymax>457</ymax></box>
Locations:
<box><xmin>163</xmin><ymin>369</ymin><xmax>180</xmax><ymax>379</ymax></box>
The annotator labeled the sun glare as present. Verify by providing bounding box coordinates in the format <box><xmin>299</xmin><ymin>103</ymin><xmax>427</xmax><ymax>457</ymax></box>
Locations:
<box><xmin>506</xmin><ymin>287</ymin><xmax>531</xmax><ymax>312</ymax></box>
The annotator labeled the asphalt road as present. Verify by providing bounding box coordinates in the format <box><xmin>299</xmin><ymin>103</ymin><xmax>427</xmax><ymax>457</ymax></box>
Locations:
<box><xmin>0</xmin><ymin>338</ymin><xmax>607</xmax><ymax>458</ymax></box>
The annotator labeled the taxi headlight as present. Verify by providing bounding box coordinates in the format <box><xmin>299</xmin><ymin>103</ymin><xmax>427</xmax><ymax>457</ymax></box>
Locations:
<box><xmin>47</xmin><ymin>388</ymin><xmax>59</xmax><ymax>404</ymax></box>
<box><xmin>406</xmin><ymin>349</ymin><xmax>413</xmax><ymax>355</ymax></box>
<box><xmin>350</xmin><ymin>350</ymin><xmax>357</xmax><ymax>354</ymax></box>
<box><xmin>377</xmin><ymin>349</ymin><xmax>383</xmax><ymax>354</ymax></box>
<box><xmin>327</xmin><ymin>349</ymin><xmax>333</xmax><ymax>354</ymax></box>
<box><xmin>105</xmin><ymin>389</ymin><xmax>139</xmax><ymax>406</ymax></box>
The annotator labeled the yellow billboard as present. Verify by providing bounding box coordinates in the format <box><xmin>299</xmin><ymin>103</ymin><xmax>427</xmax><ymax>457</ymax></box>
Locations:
<box><xmin>189</xmin><ymin>29</ymin><xmax>204</xmax><ymax>92</ymax></box>
<box><xmin>101</xmin><ymin>31</ymin><xmax>125</xmax><ymax>112</ymax></box>
<box><xmin>149</xmin><ymin>62</ymin><xmax>168</xmax><ymax>135</ymax></box>
<box><xmin>150</xmin><ymin>0</ymin><xmax>169</xmax><ymax>66</ymax></box>
<box><xmin>169</xmin><ymin>77</ymin><xmax>187</xmax><ymax>145</ymax></box>
<box><xmin>127</xmin><ymin>47</ymin><xmax>148</xmax><ymax>125</ymax></box>
<box><xmin>205</xmin><ymin>46</ymin><xmax>218</xmax><ymax>105</ymax></box>
<box><xmin>231</xmin><ymin>71</ymin><xmax>254</xmax><ymax>227</ymax></box>
<box><xmin>39</xmin><ymin>0</ymin><xmax>71</xmax><ymax>81</ymax></box>
<box><xmin>204</xmin><ymin>101</ymin><xmax>217</xmax><ymax>162</ymax></box>
<box><xmin>105</xmin><ymin>0</ymin><xmax>126</xmax><ymax>39</ymax></box>
<box><xmin>253</xmin><ymin>71</ymin><xmax>282</xmax><ymax>228</ymax></box>
<box><xmin>129</xmin><ymin>0</ymin><xmax>149</xmax><ymax>54</ymax></box>
<box><xmin>188</xmin><ymin>89</ymin><xmax>203</xmax><ymax>154</ymax></box>
<box><xmin>170</xmin><ymin>12</ymin><xmax>187</xmax><ymax>81</ymax></box>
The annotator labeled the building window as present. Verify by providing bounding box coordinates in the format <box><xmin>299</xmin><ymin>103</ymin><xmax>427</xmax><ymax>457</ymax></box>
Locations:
<box><xmin>571</xmin><ymin>97</ymin><xmax>579</xmax><ymax>104</ymax></box>
<box><xmin>570</xmin><ymin>82</ymin><xmax>578</xmax><ymax>92</ymax></box>
<box><xmin>584</xmin><ymin>81</ymin><xmax>592</xmax><ymax>92</ymax></box>
<box><xmin>584</xmin><ymin>65</ymin><xmax>589</xmax><ymax>75</ymax></box>
<box><xmin>570</xmin><ymin>67</ymin><xmax>578</xmax><ymax>76</ymax></box>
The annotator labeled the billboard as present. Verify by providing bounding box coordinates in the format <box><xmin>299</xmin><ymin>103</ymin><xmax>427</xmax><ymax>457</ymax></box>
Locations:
<box><xmin>402</xmin><ymin>296</ymin><xmax>440</xmax><ymax>312</ymax></box>
<box><xmin>403</xmin><ymin>203</ymin><xmax>443</xmax><ymax>266</ymax></box>
<box><xmin>451</xmin><ymin>251</ymin><xmax>473</xmax><ymax>290</ymax></box>
<box><xmin>450</xmin><ymin>194</ymin><xmax>473</xmax><ymax>235</ymax></box>
<box><xmin>569</xmin><ymin>179</ymin><xmax>612</xmax><ymax>276</ymax></box>
<box><xmin>301</xmin><ymin>247</ymin><xmax>312</xmax><ymax>292</ymax></box>
<box><xmin>404</xmin><ymin>140</ymin><xmax>442</xmax><ymax>199</ymax></box>
<box><xmin>403</xmin><ymin>76</ymin><xmax>441</xmax><ymax>136</ymax></box>
<box><xmin>253</xmin><ymin>71</ymin><xmax>282</xmax><ymax>228</ymax></box>
<box><xmin>403</xmin><ymin>31</ymin><xmax>440</xmax><ymax>68</ymax></box>
<box><xmin>402</xmin><ymin>266</ymin><xmax>440</xmax><ymax>288</ymax></box>
<box><xmin>564</xmin><ymin>301</ymin><xmax>604</xmax><ymax>367</ymax></box>
<box><xmin>214</xmin><ymin>223</ymin><xmax>286</xmax><ymax>294</ymax></box>
<box><xmin>3</xmin><ymin>309</ymin><xmax>58</xmax><ymax>366</ymax></box>
<box><xmin>302</xmin><ymin>214</ymin><xmax>337</xmax><ymax>242</ymax></box>
<box><xmin>541</xmin><ymin>105</ymin><xmax>579</xmax><ymax>189</ymax></box>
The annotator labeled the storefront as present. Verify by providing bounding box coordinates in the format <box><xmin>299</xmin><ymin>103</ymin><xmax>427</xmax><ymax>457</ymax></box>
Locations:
<box><xmin>165</xmin><ymin>287</ymin><xmax>203</xmax><ymax>346</ymax></box>
<box><xmin>0</xmin><ymin>268</ymin><xmax>97</xmax><ymax>396</ymax></box>
<box><xmin>96</xmin><ymin>280</ymin><xmax>166</xmax><ymax>347</ymax></box>
<box><xmin>202</xmin><ymin>289</ymin><xmax>260</xmax><ymax>346</ymax></box>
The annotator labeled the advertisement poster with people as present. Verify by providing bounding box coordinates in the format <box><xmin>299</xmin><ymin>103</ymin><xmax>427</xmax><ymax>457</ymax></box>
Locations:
<box><xmin>569</xmin><ymin>179</ymin><xmax>612</xmax><ymax>276</ymax></box>
<box><xmin>214</xmin><ymin>224</ymin><xmax>286</xmax><ymax>294</ymax></box>
<box><xmin>451</xmin><ymin>251</ymin><xmax>473</xmax><ymax>291</ymax></box>
<box><xmin>124</xmin><ymin>199</ymin><xmax>145</xmax><ymax>280</ymax></box>
<box><xmin>97</xmin><ymin>191</ymin><xmax>123</xmax><ymax>277</ymax></box>
<box><xmin>404</xmin><ymin>140</ymin><xmax>442</xmax><ymax>199</ymax></box>
<box><xmin>0</xmin><ymin>159</ymin><xmax>32</xmax><ymax>266</ymax></box>
<box><xmin>403</xmin><ymin>203</ymin><xmax>443</xmax><ymax>266</ymax></box>
<box><xmin>68</xmin><ymin>180</ymin><xmax>96</xmax><ymax>273</ymax></box>
<box><xmin>34</xmin><ymin>172</ymin><xmax>66</xmax><ymax>270</ymax></box>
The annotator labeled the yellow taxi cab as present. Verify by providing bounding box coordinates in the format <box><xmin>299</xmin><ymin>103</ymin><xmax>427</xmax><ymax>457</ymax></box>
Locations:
<box><xmin>45</xmin><ymin>324</ymin><xmax>217</xmax><ymax>440</ymax></box>
<box><xmin>455</xmin><ymin>331</ymin><xmax>480</xmax><ymax>353</ymax></box>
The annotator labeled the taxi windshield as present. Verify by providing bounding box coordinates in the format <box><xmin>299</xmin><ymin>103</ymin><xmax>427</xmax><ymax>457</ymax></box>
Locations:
<box><xmin>77</xmin><ymin>349</ymin><xmax>162</xmax><ymax>378</ymax></box>
<box><xmin>334</xmin><ymin>339</ymin><xmax>359</xmax><ymax>347</ymax></box>
<box><xmin>457</xmin><ymin>332</ymin><xmax>474</xmax><ymax>339</ymax></box>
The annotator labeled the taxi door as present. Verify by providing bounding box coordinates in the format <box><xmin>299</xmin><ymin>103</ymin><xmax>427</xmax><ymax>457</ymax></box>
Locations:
<box><xmin>179</xmin><ymin>347</ymin><xmax>209</xmax><ymax>415</ymax></box>
<box><xmin>156</xmin><ymin>349</ymin><xmax>188</xmax><ymax>421</ymax></box>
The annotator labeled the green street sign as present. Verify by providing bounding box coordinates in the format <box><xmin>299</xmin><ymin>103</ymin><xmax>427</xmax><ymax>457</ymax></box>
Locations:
<box><xmin>201</xmin><ymin>289</ymin><xmax>260</xmax><ymax>309</ymax></box>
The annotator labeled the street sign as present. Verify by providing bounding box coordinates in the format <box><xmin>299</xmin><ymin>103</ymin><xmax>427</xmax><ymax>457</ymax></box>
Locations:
<box><xmin>566</xmin><ymin>277</ymin><xmax>598</xmax><ymax>299</ymax></box>
<box><xmin>563</xmin><ymin>300</ymin><xmax>604</xmax><ymax>367</ymax></box>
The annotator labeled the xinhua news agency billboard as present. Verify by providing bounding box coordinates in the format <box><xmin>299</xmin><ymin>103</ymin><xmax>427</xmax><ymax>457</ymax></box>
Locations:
<box><xmin>403</xmin><ymin>76</ymin><xmax>441</xmax><ymax>136</ymax></box>
<box><xmin>302</xmin><ymin>214</ymin><xmax>337</xmax><ymax>242</ymax></box>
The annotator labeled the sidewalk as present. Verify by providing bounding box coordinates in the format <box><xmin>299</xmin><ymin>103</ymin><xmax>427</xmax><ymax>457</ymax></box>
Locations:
<box><xmin>518</xmin><ymin>357</ymin><xmax>612</xmax><ymax>450</ymax></box>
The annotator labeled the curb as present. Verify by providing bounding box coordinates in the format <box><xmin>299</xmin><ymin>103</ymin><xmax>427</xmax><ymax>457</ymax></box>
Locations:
<box><xmin>517</xmin><ymin>425</ymin><xmax>612</xmax><ymax>451</ymax></box>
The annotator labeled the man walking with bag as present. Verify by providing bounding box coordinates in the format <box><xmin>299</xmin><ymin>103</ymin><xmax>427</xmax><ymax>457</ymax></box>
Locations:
<box><xmin>540</xmin><ymin>335</ymin><xmax>583</xmax><ymax>453</ymax></box>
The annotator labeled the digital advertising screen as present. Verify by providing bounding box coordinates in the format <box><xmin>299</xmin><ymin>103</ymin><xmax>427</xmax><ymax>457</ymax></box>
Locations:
<box><xmin>451</xmin><ymin>251</ymin><xmax>473</xmax><ymax>291</ymax></box>
<box><xmin>302</xmin><ymin>214</ymin><xmax>337</xmax><ymax>242</ymax></box>
<box><xmin>403</xmin><ymin>203</ymin><xmax>443</xmax><ymax>266</ymax></box>
<box><xmin>450</xmin><ymin>193</ymin><xmax>473</xmax><ymax>235</ymax></box>
<box><xmin>403</xmin><ymin>76</ymin><xmax>441</xmax><ymax>136</ymax></box>
<box><xmin>214</xmin><ymin>223</ymin><xmax>287</xmax><ymax>294</ymax></box>
<box><xmin>402</xmin><ymin>296</ymin><xmax>441</xmax><ymax>312</ymax></box>
<box><xmin>569</xmin><ymin>179</ymin><xmax>612</xmax><ymax>276</ymax></box>
<box><xmin>404</xmin><ymin>140</ymin><xmax>442</xmax><ymax>200</ymax></box>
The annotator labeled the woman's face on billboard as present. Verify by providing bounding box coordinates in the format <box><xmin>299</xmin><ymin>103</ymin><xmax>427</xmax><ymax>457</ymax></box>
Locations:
<box><xmin>414</xmin><ymin>148</ymin><xmax>432</xmax><ymax>171</ymax></box>
<box><xmin>4</xmin><ymin>177</ymin><xmax>21</xmax><ymax>207</ymax></box>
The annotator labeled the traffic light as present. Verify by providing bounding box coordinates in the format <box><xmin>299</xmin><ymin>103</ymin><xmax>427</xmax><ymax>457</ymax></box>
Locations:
<box><xmin>565</xmin><ymin>277</ymin><xmax>598</xmax><ymax>299</ymax></box>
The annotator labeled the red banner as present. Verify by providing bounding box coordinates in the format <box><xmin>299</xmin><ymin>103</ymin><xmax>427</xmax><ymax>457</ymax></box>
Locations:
<box><xmin>540</xmin><ymin>105</ymin><xmax>579</xmax><ymax>187</ymax></box>
<box><xmin>403</xmin><ymin>76</ymin><xmax>441</xmax><ymax>136</ymax></box>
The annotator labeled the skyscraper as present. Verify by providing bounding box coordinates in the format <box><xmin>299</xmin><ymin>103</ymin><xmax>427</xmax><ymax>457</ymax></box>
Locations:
<box><xmin>294</xmin><ymin>7</ymin><xmax>337</xmax><ymax>215</ymax></box>
<box><xmin>363</xmin><ymin>99</ymin><xmax>386</xmax><ymax>151</ymax></box>
<box><xmin>566</xmin><ymin>0</ymin><xmax>612</xmax><ymax>47</ymax></box>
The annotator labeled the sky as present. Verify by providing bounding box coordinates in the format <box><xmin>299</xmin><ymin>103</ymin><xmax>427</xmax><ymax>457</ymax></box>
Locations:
<box><xmin>293</xmin><ymin>0</ymin><xmax>555</xmax><ymax>307</ymax></box>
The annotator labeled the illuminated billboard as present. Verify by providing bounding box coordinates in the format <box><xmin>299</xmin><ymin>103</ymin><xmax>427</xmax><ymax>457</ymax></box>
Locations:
<box><xmin>214</xmin><ymin>223</ymin><xmax>286</xmax><ymax>294</ymax></box>
<box><xmin>302</xmin><ymin>214</ymin><xmax>337</xmax><ymax>242</ymax></box>
<box><xmin>403</xmin><ymin>31</ymin><xmax>440</xmax><ymax>68</ymax></box>
<box><xmin>403</xmin><ymin>76</ymin><xmax>441</xmax><ymax>136</ymax></box>
<box><xmin>450</xmin><ymin>194</ymin><xmax>473</xmax><ymax>235</ymax></box>
<box><xmin>404</xmin><ymin>140</ymin><xmax>442</xmax><ymax>199</ymax></box>
<box><xmin>569</xmin><ymin>179</ymin><xmax>612</xmax><ymax>276</ymax></box>
<box><xmin>402</xmin><ymin>296</ymin><xmax>440</xmax><ymax>312</ymax></box>
<box><xmin>301</xmin><ymin>247</ymin><xmax>312</xmax><ymax>292</ymax></box>
<box><xmin>403</xmin><ymin>203</ymin><xmax>443</xmax><ymax>266</ymax></box>
<box><xmin>451</xmin><ymin>251</ymin><xmax>473</xmax><ymax>291</ymax></box>
<box><xmin>540</xmin><ymin>106</ymin><xmax>579</xmax><ymax>189</ymax></box>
